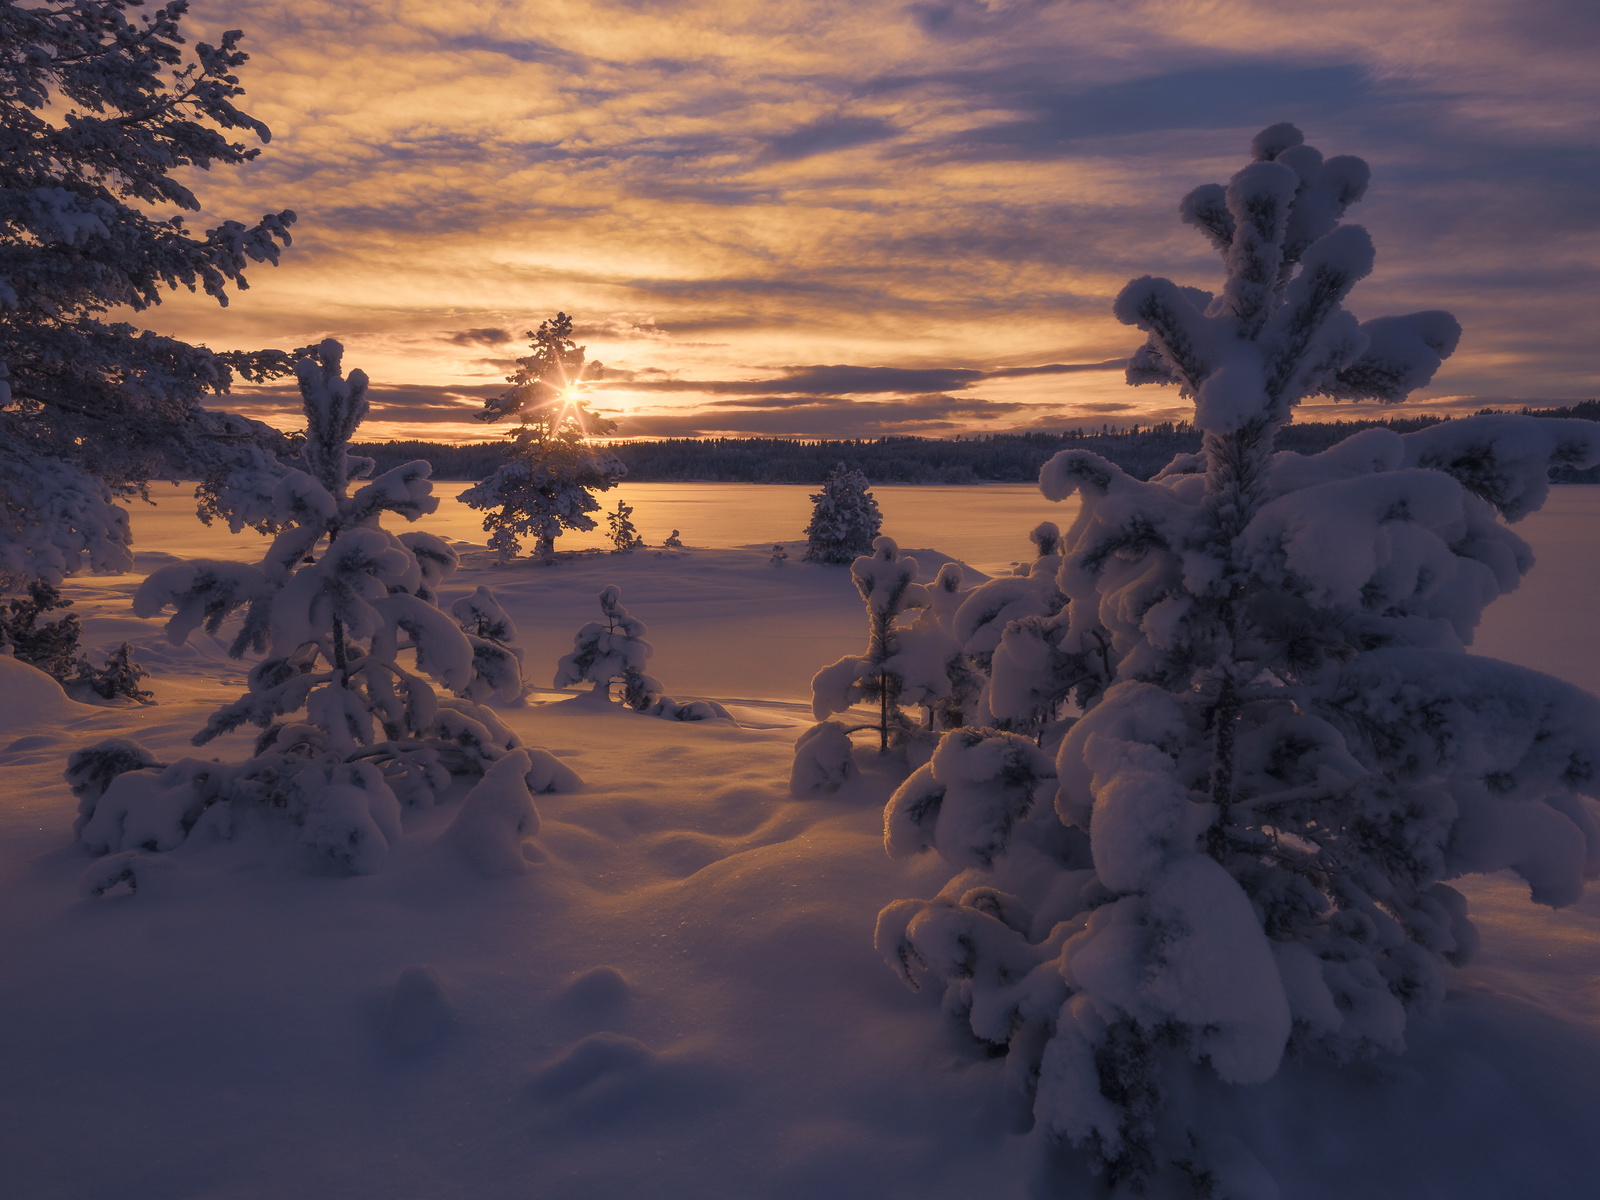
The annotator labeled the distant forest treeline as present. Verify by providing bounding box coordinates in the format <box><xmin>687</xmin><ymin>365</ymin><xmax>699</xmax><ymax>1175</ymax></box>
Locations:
<box><xmin>354</xmin><ymin>401</ymin><xmax>1600</xmax><ymax>485</ymax></box>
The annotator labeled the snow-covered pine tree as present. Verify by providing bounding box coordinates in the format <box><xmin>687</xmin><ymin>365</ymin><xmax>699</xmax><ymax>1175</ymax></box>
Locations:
<box><xmin>458</xmin><ymin>313</ymin><xmax>625</xmax><ymax>561</ymax></box>
<box><xmin>606</xmin><ymin>500</ymin><xmax>644</xmax><ymax>551</ymax></box>
<box><xmin>67</xmin><ymin>341</ymin><xmax>575</xmax><ymax>875</ymax></box>
<box><xmin>1</xmin><ymin>0</ymin><xmax>305</xmax><ymax>587</ymax></box>
<box><xmin>802</xmin><ymin>463</ymin><xmax>882</xmax><ymax>563</ymax></box>
<box><xmin>770</xmin><ymin>543</ymin><xmax>788</xmax><ymax>565</ymax></box>
<box><xmin>876</xmin><ymin>124</ymin><xmax>1600</xmax><ymax>1194</ymax></box>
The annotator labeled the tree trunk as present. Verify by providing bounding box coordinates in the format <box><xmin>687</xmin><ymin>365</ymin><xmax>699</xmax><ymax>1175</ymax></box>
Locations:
<box><xmin>880</xmin><ymin>671</ymin><xmax>890</xmax><ymax>754</ymax></box>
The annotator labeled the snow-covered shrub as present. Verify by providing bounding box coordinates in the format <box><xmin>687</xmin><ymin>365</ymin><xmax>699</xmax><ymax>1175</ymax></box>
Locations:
<box><xmin>1</xmin><ymin>581</ymin><xmax>82</xmax><ymax>677</ymax></box>
<box><xmin>789</xmin><ymin>720</ymin><xmax>855</xmax><ymax>796</ymax></box>
<box><xmin>67</xmin><ymin>341</ymin><xmax>576</xmax><ymax>875</ymax></box>
<box><xmin>440</xmin><ymin>748</ymin><xmax>577</xmax><ymax>878</ymax></box>
<box><xmin>606</xmin><ymin>500</ymin><xmax>645</xmax><ymax>551</ymax></box>
<box><xmin>1</xmin><ymin>1</ymin><xmax>303</xmax><ymax>587</ymax></box>
<box><xmin>770</xmin><ymin>543</ymin><xmax>788</xmax><ymax>566</ymax></box>
<box><xmin>802</xmin><ymin>463</ymin><xmax>882</xmax><ymax>563</ymax></box>
<box><xmin>877</xmin><ymin>124</ymin><xmax>1600</xmax><ymax>1193</ymax></box>
<box><xmin>795</xmin><ymin>537</ymin><xmax>972</xmax><ymax>785</ymax></box>
<box><xmin>1</xmin><ymin>582</ymin><xmax>154</xmax><ymax>703</ymax></box>
<box><xmin>663</xmin><ymin>529</ymin><xmax>684</xmax><ymax>550</ymax></box>
<box><xmin>458</xmin><ymin>313</ymin><xmax>625</xmax><ymax>561</ymax></box>
<box><xmin>70</xmin><ymin>642</ymin><xmax>154</xmax><ymax>705</ymax></box>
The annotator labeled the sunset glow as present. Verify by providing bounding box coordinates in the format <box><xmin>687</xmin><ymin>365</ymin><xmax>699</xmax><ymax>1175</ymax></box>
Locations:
<box><xmin>137</xmin><ymin>0</ymin><xmax>1599</xmax><ymax>443</ymax></box>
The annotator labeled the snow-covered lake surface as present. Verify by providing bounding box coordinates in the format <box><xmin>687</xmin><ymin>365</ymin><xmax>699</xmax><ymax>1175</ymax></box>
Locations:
<box><xmin>2</xmin><ymin>482</ymin><xmax>1598</xmax><ymax>1198</ymax></box>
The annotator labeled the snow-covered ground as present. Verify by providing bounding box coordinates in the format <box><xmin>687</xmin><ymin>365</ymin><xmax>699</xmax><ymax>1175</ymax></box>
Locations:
<box><xmin>2</xmin><ymin>485</ymin><xmax>1598</xmax><ymax>1199</ymax></box>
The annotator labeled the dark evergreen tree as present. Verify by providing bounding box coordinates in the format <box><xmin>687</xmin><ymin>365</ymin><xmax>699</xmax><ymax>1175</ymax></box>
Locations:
<box><xmin>802</xmin><ymin>463</ymin><xmax>881</xmax><ymax>563</ymax></box>
<box><xmin>1</xmin><ymin>0</ymin><xmax>302</xmax><ymax>585</ymax></box>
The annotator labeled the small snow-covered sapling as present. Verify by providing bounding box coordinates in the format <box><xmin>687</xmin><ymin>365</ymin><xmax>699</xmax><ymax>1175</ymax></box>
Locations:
<box><xmin>555</xmin><ymin>585</ymin><xmax>663</xmax><ymax>708</ymax></box>
<box><xmin>663</xmin><ymin>529</ymin><xmax>684</xmax><ymax>550</ymax></box>
<box><xmin>606</xmin><ymin>500</ymin><xmax>645</xmax><ymax>552</ymax></box>
<box><xmin>555</xmin><ymin>586</ymin><xmax>733</xmax><ymax>722</ymax></box>
<box><xmin>450</xmin><ymin>585</ymin><xmax>526</xmax><ymax>703</ymax></box>
<box><xmin>795</xmin><ymin>538</ymin><xmax>975</xmax><ymax>787</ymax></box>
<box><xmin>770</xmin><ymin>543</ymin><xmax>787</xmax><ymax>565</ymax></box>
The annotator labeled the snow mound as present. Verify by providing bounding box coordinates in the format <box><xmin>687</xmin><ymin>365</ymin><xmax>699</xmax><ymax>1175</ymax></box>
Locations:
<box><xmin>0</xmin><ymin>655</ymin><xmax>81</xmax><ymax>732</ymax></box>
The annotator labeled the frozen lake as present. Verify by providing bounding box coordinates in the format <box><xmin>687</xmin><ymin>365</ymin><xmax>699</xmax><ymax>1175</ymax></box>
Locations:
<box><xmin>128</xmin><ymin>480</ymin><xmax>1600</xmax><ymax>691</ymax></box>
<box><xmin>135</xmin><ymin>481</ymin><xmax>1076</xmax><ymax>581</ymax></box>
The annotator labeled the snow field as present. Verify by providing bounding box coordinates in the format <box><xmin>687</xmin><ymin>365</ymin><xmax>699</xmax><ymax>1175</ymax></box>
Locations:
<box><xmin>1</xmin><ymin>488</ymin><xmax>1599</xmax><ymax>1198</ymax></box>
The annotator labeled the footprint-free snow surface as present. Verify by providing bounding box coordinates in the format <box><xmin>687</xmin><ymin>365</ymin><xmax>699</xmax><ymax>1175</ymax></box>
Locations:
<box><xmin>2</xmin><ymin>487</ymin><xmax>1599</xmax><ymax>1199</ymax></box>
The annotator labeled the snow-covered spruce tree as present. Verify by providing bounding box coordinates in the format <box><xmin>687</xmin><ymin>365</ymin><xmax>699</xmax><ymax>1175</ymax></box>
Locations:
<box><xmin>67</xmin><ymin>341</ymin><xmax>574</xmax><ymax>875</ymax></box>
<box><xmin>458</xmin><ymin>313</ymin><xmax>625</xmax><ymax>561</ymax></box>
<box><xmin>876</xmin><ymin>124</ymin><xmax>1600</xmax><ymax>1193</ymax></box>
<box><xmin>555</xmin><ymin>585</ymin><xmax>732</xmax><ymax>721</ymax></box>
<box><xmin>1</xmin><ymin>0</ymin><xmax>304</xmax><ymax>586</ymax></box>
<box><xmin>606</xmin><ymin>499</ymin><xmax>644</xmax><ymax>551</ymax></box>
<box><xmin>802</xmin><ymin>463</ymin><xmax>882</xmax><ymax>563</ymax></box>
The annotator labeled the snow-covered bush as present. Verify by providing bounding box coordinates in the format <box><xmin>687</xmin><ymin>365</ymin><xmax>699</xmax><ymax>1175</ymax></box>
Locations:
<box><xmin>663</xmin><ymin>529</ymin><xmax>684</xmax><ymax>550</ymax></box>
<box><xmin>877</xmin><ymin>124</ymin><xmax>1600</xmax><ymax>1193</ymax></box>
<box><xmin>606</xmin><ymin>500</ymin><xmax>645</xmax><ymax>551</ymax></box>
<box><xmin>458</xmin><ymin>313</ymin><xmax>625</xmax><ymax>561</ymax></box>
<box><xmin>1</xmin><ymin>0</ymin><xmax>303</xmax><ymax>587</ymax></box>
<box><xmin>68</xmin><ymin>341</ymin><xmax>575</xmax><ymax>875</ymax></box>
<box><xmin>802</xmin><ymin>463</ymin><xmax>882</xmax><ymax>563</ymax></box>
<box><xmin>770</xmin><ymin>543</ymin><xmax>788</xmax><ymax>566</ymax></box>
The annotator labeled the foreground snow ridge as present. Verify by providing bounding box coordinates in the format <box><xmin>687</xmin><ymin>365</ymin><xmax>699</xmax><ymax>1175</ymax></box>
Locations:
<box><xmin>876</xmin><ymin>123</ymin><xmax>1600</xmax><ymax>1195</ymax></box>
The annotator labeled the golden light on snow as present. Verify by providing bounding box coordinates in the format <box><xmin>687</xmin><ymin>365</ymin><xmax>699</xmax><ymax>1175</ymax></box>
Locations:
<box><xmin>127</xmin><ymin>0</ymin><xmax>1600</xmax><ymax>442</ymax></box>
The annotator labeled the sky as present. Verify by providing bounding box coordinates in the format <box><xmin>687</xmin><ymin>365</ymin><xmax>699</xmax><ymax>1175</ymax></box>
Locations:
<box><xmin>141</xmin><ymin>0</ymin><xmax>1600</xmax><ymax>443</ymax></box>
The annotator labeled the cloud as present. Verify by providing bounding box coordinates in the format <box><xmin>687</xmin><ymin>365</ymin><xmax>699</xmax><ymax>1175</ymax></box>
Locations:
<box><xmin>763</xmin><ymin>115</ymin><xmax>899</xmax><ymax>162</ymax></box>
<box><xmin>446</xmin><ymin>328</ymin><xmax>515</xmax><ymax>346</ymax></box>
<box><xmin>227</xmin><ymin>383</ymin><xmax>502</xmax><ymax>433</ymax></box>
<box><xmin>613</xmin><ymin>393</ymin><xmax>1035</xmax><ymax>438</ymax></box>
<box><xmin>593</xmin><ymin>359</ymin><xmax>1126</xmax><ymax>396</ymax></box>
<box><xmin>144</xmin><ymin>0</ymin><xmax>1599</xmax><ymax>438</ymax></box>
